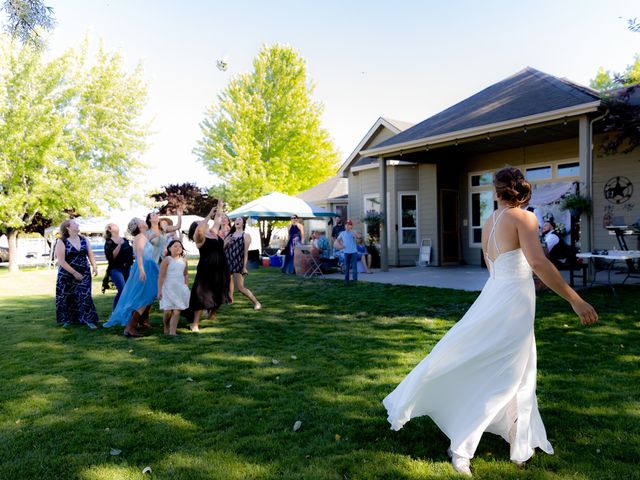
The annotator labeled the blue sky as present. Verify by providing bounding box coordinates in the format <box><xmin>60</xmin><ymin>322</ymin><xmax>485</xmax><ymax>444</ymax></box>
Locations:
<box><xmin>40</xmin><ymin>0</ymin><xmax>639</xmax><ymax>192</ymax></box>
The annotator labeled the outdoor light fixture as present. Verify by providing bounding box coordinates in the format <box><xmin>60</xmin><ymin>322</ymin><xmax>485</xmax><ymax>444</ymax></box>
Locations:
<box><xmin>523</xmin><ymin>126</ymin><xmax>528</xmax><ymax>133</ymax></box>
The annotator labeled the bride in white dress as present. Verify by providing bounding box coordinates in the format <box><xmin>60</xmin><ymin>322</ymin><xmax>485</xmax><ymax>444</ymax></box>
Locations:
<box><xmin>383</xmin><ymin>167</ymin><xmax>598</xmax><ymax>476</ymax></box>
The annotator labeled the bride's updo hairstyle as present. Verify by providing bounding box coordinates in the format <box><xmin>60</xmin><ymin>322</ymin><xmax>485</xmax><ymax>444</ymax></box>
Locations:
<box><xmin>493</xmin><ymin>167</ymin><xmax>531</xmax><ymax>207</ymax></box>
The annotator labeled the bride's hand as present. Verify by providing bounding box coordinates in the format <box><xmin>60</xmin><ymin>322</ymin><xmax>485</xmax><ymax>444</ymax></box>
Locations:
<box><xmin>571</xmin><ymin>298</ymin><xmax>598</xmax><ymax>325</ymax></box>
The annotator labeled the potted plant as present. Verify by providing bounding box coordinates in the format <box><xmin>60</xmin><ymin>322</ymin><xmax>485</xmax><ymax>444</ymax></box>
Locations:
<box><xmin>363</xmin><ymin>210</ymin><xmax>382</xmax><ymax>246</ymax></box>
<box><xmin>560</xmin><ymin>193</ymin><xmax>593</xmax><ymax>217</ymax></box>
<box><xmin>363</xmin><ymin>210</ymin><xmax>383</xmax><ymax>268</ymax></box>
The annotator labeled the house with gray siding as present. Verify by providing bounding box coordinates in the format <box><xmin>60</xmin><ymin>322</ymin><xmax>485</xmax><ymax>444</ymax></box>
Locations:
<box><xmin>341</xmin><ymin>68</ymin><xmax>639</xmax><ymax>269</ymax></box>
<box><xmin>336</xmin><ymin>117</ymin><xmax>418</xmax><ymax>265</ymax></box>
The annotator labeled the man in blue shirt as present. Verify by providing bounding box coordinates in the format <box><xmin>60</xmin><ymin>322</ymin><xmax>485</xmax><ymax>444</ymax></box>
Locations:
<box><xmin>335</xmin><ymin>219</ymin><xmax>358</xmax><ymax>282</ymax></box>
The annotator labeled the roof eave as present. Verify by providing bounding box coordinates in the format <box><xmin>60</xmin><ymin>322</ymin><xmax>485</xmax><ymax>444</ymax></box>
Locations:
<box><xmin>337</xmin><ymin>117</ymin><xmax>404</xmax><ymax>177</ymax></box>
<box><xmin>360</xmin><ymin>101</ymin><xmax>601</xmax><ymax>157</ymax></box>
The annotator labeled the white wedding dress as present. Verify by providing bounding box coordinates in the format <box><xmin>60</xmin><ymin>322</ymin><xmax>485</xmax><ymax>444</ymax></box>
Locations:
<box><xmin>383</xmin><ymin>209</ymin><xmax>554</xmax><ymax>463</ymax></box>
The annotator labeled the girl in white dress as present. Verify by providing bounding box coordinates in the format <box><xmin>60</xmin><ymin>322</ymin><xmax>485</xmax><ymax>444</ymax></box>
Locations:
<box><xmin>383</xmin><ymin>167</ymin><xmax>598</xmax><ymax>476</ymax></box>
<box><xmin>157</xmin><ymin>239</ymin><xmax>190</xmax><ymax>336</ymax></box>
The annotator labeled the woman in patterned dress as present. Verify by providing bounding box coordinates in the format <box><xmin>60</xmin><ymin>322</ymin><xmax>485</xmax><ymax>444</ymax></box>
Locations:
<box><xmin>187</xmin><ymin>204</ymin><xmax>231</xmax><ymax>331</ymax></box>
<box><xmin>55</xmin><ymin>219</ymin><xmax>99</xmax><ymax>329</ymax></box>
<box><xmin>224</xmin><ymin>217</ymin><xmax>261</xmax><ymax>310</ymax></box>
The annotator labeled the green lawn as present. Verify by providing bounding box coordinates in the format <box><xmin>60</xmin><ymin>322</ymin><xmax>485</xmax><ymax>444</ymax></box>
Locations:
<box><xmin>0</xmin><ymin>267</ymin><xmax>638</xmax><ymax>479</ymax></box>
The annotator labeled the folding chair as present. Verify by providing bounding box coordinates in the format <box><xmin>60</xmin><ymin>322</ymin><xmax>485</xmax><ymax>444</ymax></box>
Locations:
<box><xmin>299</xmin><ymin>247</ymin><xmax>324</xmax><ymax>278</ymax></box>
<box><xmin>415</xmin><ymin>238</ymin><xmax>432</xmax><ymax>267</ymax></box>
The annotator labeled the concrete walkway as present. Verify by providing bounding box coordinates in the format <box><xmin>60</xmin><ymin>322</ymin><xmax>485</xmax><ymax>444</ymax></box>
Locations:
<box><xmin>323</xmin><ymin>265</ymin><xmax>489</xmax><ymax>291</ymax></box>
<box><xmin>322</xmin><ymin>265</ymin><xmax>640</xmax><ymax>291</ymax></box>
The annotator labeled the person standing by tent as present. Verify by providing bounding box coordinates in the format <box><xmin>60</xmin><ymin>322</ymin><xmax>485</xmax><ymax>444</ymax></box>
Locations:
<box><xmin>281</xmin><ymin>215</ymin><xmax>304</xmax><ymax>274</ymax></box>
<box><xmin>55</xmin><ymin>219</ymin><xmax>99</xmax><ymax>329</ymax></box>
<box><xmin>331</xmin><ymin>216</ymin><xmax>345</xmax><ymax>256</ymax></box>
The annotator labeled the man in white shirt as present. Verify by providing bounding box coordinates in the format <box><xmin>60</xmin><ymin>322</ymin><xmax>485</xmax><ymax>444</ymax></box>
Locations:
<box><xmin>542</xmin><ymin>221</ymin><xmax>570</xmax><ymax>267</ymax></box>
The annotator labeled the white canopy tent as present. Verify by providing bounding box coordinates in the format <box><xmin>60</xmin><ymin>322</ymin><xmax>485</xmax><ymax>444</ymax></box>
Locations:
<box><xmin>227</xmin><ymin>192</ymin><xmax>337</xmax><ymax>220</ymax></box>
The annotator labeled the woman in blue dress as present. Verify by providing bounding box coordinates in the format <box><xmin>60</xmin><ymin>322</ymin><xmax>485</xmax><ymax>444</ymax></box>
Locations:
<box><xmin>55</xmin><ymin>219</ymin><xmax>99</xmax><ymax>328</ymax></box>
<box><xmin>103</xmin><ymin>217</ymin><xmax>160</xmax><ymax>337</ymax></box>
<box><xmin>281</xmin><ymin>215</ymin><xmax>304</xmax><ymax>274</ymax></box>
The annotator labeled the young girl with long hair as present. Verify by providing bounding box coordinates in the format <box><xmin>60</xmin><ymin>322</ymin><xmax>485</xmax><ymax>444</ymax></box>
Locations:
<box><xmin>157</xmin><ymin>239</ymin><xmax>190</xmax><ymax>335</ymax></box>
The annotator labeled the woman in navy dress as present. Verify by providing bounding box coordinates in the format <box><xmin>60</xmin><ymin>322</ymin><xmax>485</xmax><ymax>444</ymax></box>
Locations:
<box><xmin>103</xmin><ymin>218</ymin><xmax>160</xmax><ymax>337</ymax></box>
<box><xmin>188</xmin><ymin>204</ymin><xmax>231</xmax><ymax>331</ymax></box>
<box><xmin>55</xmin><ymin>219</ymin><xmax>99</xmax><ymax>329</ymax></box>
<box><xmin>281</xmin><ymin>215</ymin><xmax>304</xmax><ymax>274</ymax></box>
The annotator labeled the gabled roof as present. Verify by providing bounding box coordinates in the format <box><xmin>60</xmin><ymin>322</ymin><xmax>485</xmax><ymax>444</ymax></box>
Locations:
<box><xmin>297</xmin><ymin>176</ymin><xmax>348</xmax><ymax>204</ymax></box>
<box><xmin>337</xmin><ymin>117</ymin><xmax>413</xmax><ymax>177</ymax></box>
<box><xmin>363</xmin><ymin>67</ymin><xmax>601</xmax><ymax>156</ymax></box>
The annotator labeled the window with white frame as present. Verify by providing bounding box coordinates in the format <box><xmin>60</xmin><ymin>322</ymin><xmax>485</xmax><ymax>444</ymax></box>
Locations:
<box><xmin>525</xmin><ymin>165</ymin><xmax>552</xmax><ymax>181</ymax></box>
<box><xmin>468</xmin><ymin>160</ymin><xmax>580</xmax><ymax>247</ymax></box>
<box><xmin>556</xmin><ymin>161</ymin><xmax>580</xmax><ymax>177</ymax></box>
<box><xmin>469</xmin><ymin>172</ymin><xmax>495</xmax><ymax>246</ymax></box>
<box><xmin>398</xmin><ymin>192</ymin><xmax>418</xmax><ymax>246</ymax></box>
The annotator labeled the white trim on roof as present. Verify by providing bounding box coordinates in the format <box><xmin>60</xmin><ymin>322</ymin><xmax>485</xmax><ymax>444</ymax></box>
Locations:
<box><xmin>360</xmin><ymin>101</ymin><xmax>601</xmax><ymax>157</ymax></box>
<box><xmin>337</xmin><ymin>117</ymin><xmax>408</xmax><ymax>178</ymax></box>
<box><xmin>351</xmin><ymin>160</ymin><xmax>417</xmax><ymax>173</ymax></box>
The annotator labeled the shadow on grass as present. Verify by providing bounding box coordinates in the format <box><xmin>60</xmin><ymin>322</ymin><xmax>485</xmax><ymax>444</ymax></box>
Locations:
<box><xmin>0</xmin><ymin>270</ymin><xmax>638</xmax><ymax>479</ymax></box>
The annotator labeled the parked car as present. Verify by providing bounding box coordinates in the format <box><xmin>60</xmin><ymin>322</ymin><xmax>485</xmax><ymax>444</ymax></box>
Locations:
<box><xmin>90</xmin><ymin>239</ymin><xmax>106</xmax><ymax>263</ymax></box>
<box><xmin>0</xmin><ymin>246</ymin><xmax>8</xmax><ymax>262</ymax></box>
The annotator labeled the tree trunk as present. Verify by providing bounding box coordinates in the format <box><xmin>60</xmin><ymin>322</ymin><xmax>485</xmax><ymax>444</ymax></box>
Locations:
<box><xmin>258</xmin><ymin>220</ymin><xmax>274</xmax><ymax>252</ymax></box>
<box><xmin>7</xmin><ymin>228</ymin><xmax>20</xmax><ymax>273</ymax></box>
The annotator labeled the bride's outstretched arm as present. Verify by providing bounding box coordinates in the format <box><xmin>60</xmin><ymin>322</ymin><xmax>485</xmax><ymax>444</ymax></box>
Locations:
<box><xmin>518</xmin><ymin>212</ymin><xmax>598</xmax><ymax>325</ymax></box>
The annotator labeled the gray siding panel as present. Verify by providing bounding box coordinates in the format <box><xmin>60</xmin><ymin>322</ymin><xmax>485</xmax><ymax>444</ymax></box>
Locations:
<box><xmin>592</xmin><ymin>138</ymin><xmax>640</xmax><ymax>250</ymax></box>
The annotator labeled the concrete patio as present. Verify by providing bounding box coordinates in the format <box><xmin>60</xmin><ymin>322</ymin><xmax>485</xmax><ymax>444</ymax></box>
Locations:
<box><xmin>321</xmin><ymin>264</ymin><xmax>640</xmax><ymax>291</ymax></box>
<box><xmin>323</xmin><ymin>265</ymin><xmax>489</xmax><ymax>290</ymax></box>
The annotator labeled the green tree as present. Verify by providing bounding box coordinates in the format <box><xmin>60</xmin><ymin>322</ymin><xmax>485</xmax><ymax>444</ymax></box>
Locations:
<box><xmin>194</xmin><ymin>43</ymin><xmax>338</xmax><ymax>249</ymax></box>
<box><xmin>0</xmin><ymin>36</ymin><xmax>148</xmax><ymax>272</ymax></box>
<box><xmin>589</xmin><ymin>53</ymin><xmax>640</xmax><ymax>156</ymax></box>
<box><xmin>623</xmin><ymin>54</ymin><xmax>640</xmax><ymax>84</ymax></box>
<box><xmin>590</xmin><ymin>67</ymin><xmax>617</xmax><ymax>92</ymax></box>
<box><xmin>2</xmin><ymin>0</ymin><xmax>55</xmax><ymax>48</ymax></box>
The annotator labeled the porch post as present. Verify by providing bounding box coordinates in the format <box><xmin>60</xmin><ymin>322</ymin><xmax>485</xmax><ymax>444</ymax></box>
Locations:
<box><xmin>379</xmin><ymin>156</ymin><xmax>389</xmax><ymax>271</ymax></box>
<box><xmin>578</xmin><ymin>116</ymin><xmax>591</xmax><ymax>252</ymax></box>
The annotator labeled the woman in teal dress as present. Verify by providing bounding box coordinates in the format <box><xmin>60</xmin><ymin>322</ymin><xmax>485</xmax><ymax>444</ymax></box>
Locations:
<box><xmin>103</xmin><ymin>218</ymin><xmax>160</xmax><ymax>337</ymax></box>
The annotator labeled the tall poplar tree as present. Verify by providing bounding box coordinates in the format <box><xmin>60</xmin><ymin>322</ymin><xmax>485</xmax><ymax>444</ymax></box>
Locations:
<box><xmin>194</xmin><ymin>43</ymin><xmax>338</xmax><ymax>249</ymax></box>
<box><xmin>0</xmin><ymin>36</ymin><xmax>148</xmax><ymax>272</ymax></box>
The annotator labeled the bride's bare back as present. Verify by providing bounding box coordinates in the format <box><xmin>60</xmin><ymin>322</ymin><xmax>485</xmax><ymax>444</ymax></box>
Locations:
<box><xmin>481</xmin><ymin>196</ymin><xmax>597</xmax><ymax>326</ymax></box>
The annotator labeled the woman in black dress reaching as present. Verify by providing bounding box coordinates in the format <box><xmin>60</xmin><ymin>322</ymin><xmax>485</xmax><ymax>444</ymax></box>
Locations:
<box><xmin>187</xmin><ymin>203</ymin><xmax>231</xmax><ymax>332</ymax></box>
